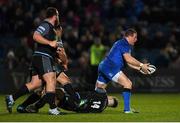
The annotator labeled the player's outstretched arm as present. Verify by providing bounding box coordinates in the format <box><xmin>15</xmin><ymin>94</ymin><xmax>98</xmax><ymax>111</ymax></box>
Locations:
<box><xmin>123</xmin><ymin>53</ymin><xmax>149</xmax><ymax>74</ymax></box>
<box><xmin>127</xmin><ymin>63</ymin><xmax>140</xmax><ymax>71</ymax></box>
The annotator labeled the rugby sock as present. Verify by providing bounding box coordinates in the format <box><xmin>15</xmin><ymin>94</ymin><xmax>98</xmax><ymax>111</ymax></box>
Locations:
<box><xmin>63</xmin><ymin>83</ymin><xmax>79</xmax><ymax>103</ymax></box>
<box><xmin>46</xmin><ymin>92</ymin><xmax>57</xmax><ymax>109</ymax></box>
<box><xmin>35</xmin><ymin>92</ymin><xmax>56</xmax><ymax>109</ymax></box>
<box><xmin>122</xmin><ymin>88</ymin><xmax>131</xmax><ymax>111</ymax></box>
<box><xmin>35</xmin><ymin>95</ymin><xmax>46</xmax><ymax>109</ymax></box>
<box><xmin>21</xmin><ymin>93</ymin><xmax>41</xmax><ymax>107</ymax></box>
<box><xmin>12</xmin><ymin>85</ymin><xmax>29</xmax><ymax>101</ymax></box>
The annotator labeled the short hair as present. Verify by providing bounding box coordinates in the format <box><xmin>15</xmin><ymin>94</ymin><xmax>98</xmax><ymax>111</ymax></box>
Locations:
<box><xmin>124</xmin><ymin>28</ymin><xmax>137</xmax><ymax>37</ymax></box>
<box><xmin>46</xmin><ymin>7</ymin><xmax>58</xmax><ymax>18</ymax></box>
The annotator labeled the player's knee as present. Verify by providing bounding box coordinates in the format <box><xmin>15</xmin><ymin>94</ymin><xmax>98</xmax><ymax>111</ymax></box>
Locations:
<box><xmin>95</xmin><ymin>82</ymin><xmax>106</xmax><ymax>89</ymax></box>
<box><xmin>26</xmin><ymin>80</ymin><xmax>41</xmax><ymax>91</ymax></box>
<box><xmin>57</xmin><ymin>74</ymin><xmax>70</xmax><ymax>85</ymax></box>
<box><xmin>95</xmin><ymin>87</ymin><xmax>107</xmax><ymax>94</ymax></box>
<box><xmin>43</xmin><ymin>72</ymin><xmax>56</xmax><ymax>82</ymax></box>
<box><xmin>59</xmin><ymin>81</ymin><xmax>70</xmax><ymax>86</ymax></box>
<box><xmin>123</xmin><ymin>81</ymin><xmax>132</xmax><ymax>89</ymax></box>
<box><xmin>46</xmin><ymin>80</ymin><xmax>56</xmax><ymax>88</ymax></box>
<box><xmin>44</xmin><ymin>77</ymin><xmax>56</xmax><ymax>86</ymax></box>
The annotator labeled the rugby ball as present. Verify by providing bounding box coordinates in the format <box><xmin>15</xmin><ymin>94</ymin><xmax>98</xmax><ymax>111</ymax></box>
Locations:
<box><xmin>140</xmin><ymin>64</ymin><xmax>156</xmax><ymax>75</ymax></box>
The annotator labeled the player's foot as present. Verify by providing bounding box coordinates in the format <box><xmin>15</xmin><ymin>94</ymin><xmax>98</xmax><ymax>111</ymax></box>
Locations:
<box><xmin>5</xmin><ymin>95</ymin><xmax>14</xmax><ymax>113</ymax></box>
<box><xmin>17</xmin><ymin>105</ymin><xmax>28</xmax><ymax>113</ymax></box>
<box><xmin>124</xmin><ymin>109</ymin><xmax>139</xmax><ymax>114</ymax></box>
<box><xmin>49</xmin><ymin>107</ymin><xmax>62</xmax><ymax>115</ymax></box>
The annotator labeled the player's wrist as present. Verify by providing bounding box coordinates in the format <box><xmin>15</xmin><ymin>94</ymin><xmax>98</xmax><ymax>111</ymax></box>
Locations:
<box><xmin>139</xmin><ymin>63</ymin><xmax>143</xmax><ymax>71</ymax></box>
<box><xmin>140</xmin><ymin>63</ymin><xmax>143</xmax><ymax>67</ymax></box>
<box><xmin>47</xmin><ymin>40</ymin><xmax>51</xmax><ymax>45</ymax></box>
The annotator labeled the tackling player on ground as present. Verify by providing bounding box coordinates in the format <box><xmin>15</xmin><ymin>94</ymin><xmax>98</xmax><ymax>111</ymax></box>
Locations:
<box><xmin>16</xmin><ymin>88</ymin><xmax>118</xmax><ymax>113</ymax></box>
<box><xmin>16</xmin><ymin>26</ymin><xmax>118</xmax><ymax>114</ymax></box>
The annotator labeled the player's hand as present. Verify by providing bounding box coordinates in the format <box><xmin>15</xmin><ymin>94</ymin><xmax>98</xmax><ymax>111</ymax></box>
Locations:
<box><xmin>56</xmin><ymin>47</ymin><xmax>64</xmax><ymax>59</ymax></box>
<box><xmin>49</xmin><ymin>40</ymin><xmax>58</xmax><ymax>48</ymax></box>
<box><xmin>56</xmin><ymin>47</ymin><xmax>61</xmax><ymax>53</ymax></box>
<box><xmin>140</xmin><ymin>63</ymin><xmax>156</xmax><ymax>75</ymax></box>
<box><xmin>140</xmin><ymin>63</ymin><xmax>150</xmax><ymax>74</ymax></box>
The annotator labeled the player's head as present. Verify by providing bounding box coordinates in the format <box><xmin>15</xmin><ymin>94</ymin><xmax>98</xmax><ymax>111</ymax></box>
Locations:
<box><xmin>124</xmin><ymin>28</ymin><xmax>137</xmax><ymax>45</ymax></box>
<box><xmin>107</xmin><ymin>96</ymin><xmax>118</xmax><ymax>108</ymax></box>
<box><xmin>46</xmin><ymin>7</ymin><xmax>60</xmax><ymax>26</ymax></box>
<box><xmin>94</xmin><ymin>37</ymin><xmax>101</xmax><ymax>46</ymax></box>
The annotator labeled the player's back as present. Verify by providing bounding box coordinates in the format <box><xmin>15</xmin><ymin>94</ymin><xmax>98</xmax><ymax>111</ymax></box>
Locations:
<box><xmin>77</xmin><ymin>91</ymin><xmax>108</xmax><ymax>113</ymax></box>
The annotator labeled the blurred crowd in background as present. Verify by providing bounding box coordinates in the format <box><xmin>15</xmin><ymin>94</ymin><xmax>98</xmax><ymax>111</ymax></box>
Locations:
<box><xmin>0</xmin><ymin>0</ymin><xmax>180</xmax><ymax>90</ymax></box>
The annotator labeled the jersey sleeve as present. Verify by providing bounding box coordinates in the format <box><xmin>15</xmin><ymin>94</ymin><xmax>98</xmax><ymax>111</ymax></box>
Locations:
<box><xmin>35</xmin><ymin>23</ymin><xmax>50</xmax><ymax>36</ymax></box>
<box><xmin>119</xmin><ymin>43</ymin><xmax>131</xmax><ymax>54</ymax></box>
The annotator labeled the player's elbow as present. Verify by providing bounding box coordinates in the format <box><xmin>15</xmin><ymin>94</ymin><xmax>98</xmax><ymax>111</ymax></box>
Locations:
<box><xmin>33</xmin><ymin>32</ymin><xmax>39</xmax><ymax>41</ymax></box>
<box><xmin>127</xmin><ymin>63</ymin><xmax>132</xmax><ymax>67</ymax></box>
<box><xmin>123</xmin><ymin>53</ymin><xmax>132</xmax><ymax>63</ymax></box>
<box><xmin>33</xmin><ymin>33</ymin><xmax>37</xmax><ymax>41</ymax></box>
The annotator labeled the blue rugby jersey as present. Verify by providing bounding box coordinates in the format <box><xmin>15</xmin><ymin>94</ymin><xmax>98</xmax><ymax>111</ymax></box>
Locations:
<box><xmin>99</xmin><ymin>38</ymin><xmax>132</xmax><ymax>77</ymax></box>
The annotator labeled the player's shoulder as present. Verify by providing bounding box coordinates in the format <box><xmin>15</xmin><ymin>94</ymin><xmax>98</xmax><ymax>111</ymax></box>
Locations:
<box><xmin>117</xmin><ymin>38</ymin><xmax>130</xmax><ymax>46</ymax></box>
<box><xmin>113</xmin><ymin>38</ymin><xmax>124</xmax><ymax>46</ymax></box>
<box><xmin>38</xmin><ymin>21</ymin><xmax>51</xmax><ymax>29</ymax></box>
<box><xmin>36</xmin><ymin>21</ymin><xmax>52</xmax><ymax>34</ymax></box>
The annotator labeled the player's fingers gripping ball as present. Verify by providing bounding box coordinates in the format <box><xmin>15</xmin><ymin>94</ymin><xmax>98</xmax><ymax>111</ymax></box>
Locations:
<box><xmin>140</xmin><ymin>64</ymin><xmax>156</xmax><ymax>75</ymax></box>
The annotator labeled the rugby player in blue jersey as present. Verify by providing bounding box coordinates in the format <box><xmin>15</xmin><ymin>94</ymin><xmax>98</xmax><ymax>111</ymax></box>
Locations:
<box><xmin>95</xmin><ymin>28</ymin><xmax>150</xmax><ymax>113</ymax></box>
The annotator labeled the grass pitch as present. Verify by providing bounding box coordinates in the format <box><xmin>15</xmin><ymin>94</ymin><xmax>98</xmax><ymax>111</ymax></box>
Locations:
<box><xmin>0</xmin><ymin>93</ymin><xmax>180</xmax><ymax>122</ymax></box>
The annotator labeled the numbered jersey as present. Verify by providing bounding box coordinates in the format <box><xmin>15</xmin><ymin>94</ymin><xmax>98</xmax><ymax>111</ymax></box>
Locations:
<box><xmin>59</xmin><ymin>91</ymin><xmax>108</xmax><ymax>113</ymax></box>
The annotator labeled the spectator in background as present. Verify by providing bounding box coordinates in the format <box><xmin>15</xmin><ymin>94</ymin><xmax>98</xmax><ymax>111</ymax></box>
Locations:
<box><xmin>0</xmin><ymin>0</ymin><xmax>180</xmax><ymax>94</ymax></box>
<box><xmin>5</xmin><ymin>49</ymin><xmax>17</xmax><ymax>71</ymax></box>
<box><xmin>155</xmin><ymin>42</ymin><xmax>179</xmax><ymax>68</ymax></box>
<box><xmin>169</xmin><ymin>55</ymin><xmax>180</xmax><ymax>68</ymax></box>
<box><xmin>90</xmin><ymin>37</ymin><xmax>106</xmax><ymax>90</ymax></box>
<box><xmin>75</xmin><ymin>51</ymin><xmax>92</xmax><ymax>91</ymax></box>
<box><xmin>15</xmin><ymin>37</ymin><xmax>32</xmax><ymax>64</ymax></box>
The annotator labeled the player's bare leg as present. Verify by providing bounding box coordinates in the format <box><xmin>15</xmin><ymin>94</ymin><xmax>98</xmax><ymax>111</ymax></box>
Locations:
<box><xmin>117</xmin><ymin>72</ymin><xmax>139</xmax><ymax>113</ymax></box>
<box><xmin>33</xmin><ymin>72</ymin><xmax>60</xmax><ymax>115</ymax></box>
<box><xmin>42</xmin><ymin>72</ymin><xmax>60</xmax><ymax>115</ymax></box>
<box><xmin>95</xmin><ymin>83</ymin><xmax>107</xmax><ymax>95</ymax></box>
<box><xmin>5</xmin><ymin>75</ymin><xmax>42</xmax><ymax>113</ymax></box>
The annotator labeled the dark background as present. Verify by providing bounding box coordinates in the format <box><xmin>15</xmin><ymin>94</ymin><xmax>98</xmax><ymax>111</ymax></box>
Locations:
<box><xmin>0</xmin><ymin>0</ymin><xmax>180</xmax><ymax>93</ymax></box>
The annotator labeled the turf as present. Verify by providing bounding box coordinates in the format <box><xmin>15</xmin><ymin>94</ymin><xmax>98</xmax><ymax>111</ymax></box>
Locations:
<box><xmin>0</xmin><ymin>93</ymin><xmax>180</xmax><ymax>122</ymax></box>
